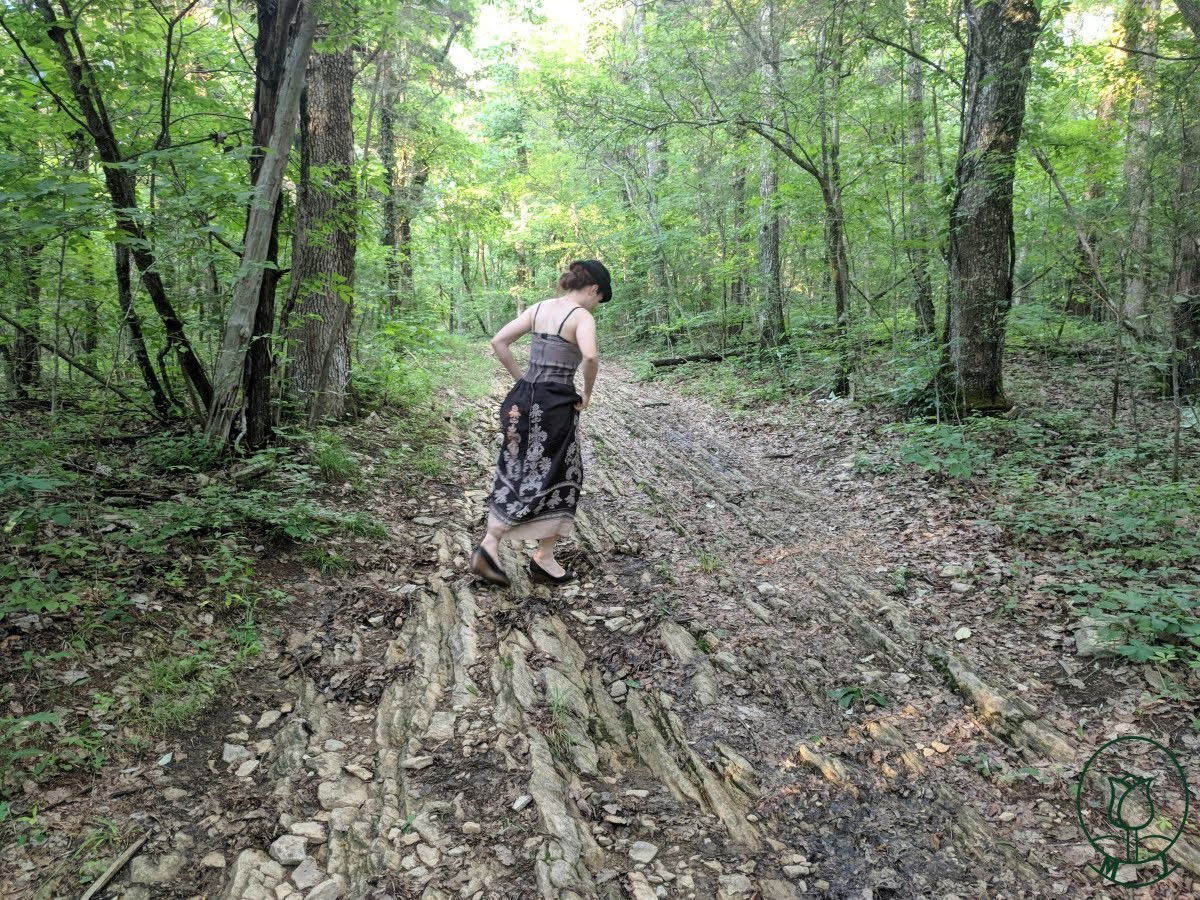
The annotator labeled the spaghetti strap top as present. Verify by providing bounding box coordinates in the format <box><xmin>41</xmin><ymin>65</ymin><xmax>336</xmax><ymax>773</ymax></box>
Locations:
<box><xmin>526</xmin><ymin>301</ymin><xmax>583</xmax><ymax>386</ymax></box>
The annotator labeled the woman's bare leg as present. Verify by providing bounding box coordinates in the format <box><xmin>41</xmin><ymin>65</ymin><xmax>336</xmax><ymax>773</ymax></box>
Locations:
<box><xmin>479</xmin><ymin>520</ymin><xmax>506</xmax><ymax>558</ymax></box>
<box><xmin>532</xmin><ymin>535</ymin><xmax>565</xmax><ymax>577</ymax></box>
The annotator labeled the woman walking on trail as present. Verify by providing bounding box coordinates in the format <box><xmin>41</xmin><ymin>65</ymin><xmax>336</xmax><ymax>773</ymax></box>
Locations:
<box><xmin>471</xmin><ymin>259</ymin><xmax>611</xmax><ymax>588</ymax></box>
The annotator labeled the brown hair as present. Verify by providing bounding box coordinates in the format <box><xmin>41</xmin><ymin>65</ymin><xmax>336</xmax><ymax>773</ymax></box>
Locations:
<box><xmin>557</xmin><ymin>259</ymin><xmax>612</xmax><ymax>302</ymax></box>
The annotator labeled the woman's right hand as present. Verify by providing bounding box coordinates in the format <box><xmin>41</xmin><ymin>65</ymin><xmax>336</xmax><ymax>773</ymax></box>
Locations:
<box><xmin>574</xmin><ymin>391</ymin><xmax>590</xmax><ymax>411</ymax></box>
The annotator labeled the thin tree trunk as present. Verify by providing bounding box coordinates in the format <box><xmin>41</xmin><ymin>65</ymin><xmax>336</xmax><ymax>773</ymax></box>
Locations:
<box><xmin>206</xmin><ymin>2</ymin><xmax>318</xmax><ymax>444</ymax></box>
<box><xmin>819</xmin><ymin>1</ymin><xmax>850</xmax><ymax>394</ymax></box>
<box><xmin>13</xmin><ymin>245</ymin><xmax>43</xmax><ymax>399</ymax></box>
<box><xmin>755</xmin><ymin>4</ymin><xmax>786</xmax><ymax>347</ymax></box>
<box><xmin>940</xmin><ymin>0</ymin><xmax>1041</xmax><ymax>414</ymax></box>
<box><xmin>1172</xmin><ymin>78</ymin><xmax>1200</xmax><ymax>394</ymax></box>
<box><xmin>115</xmin><ymin>244</ymin><xmax>171</xmax><ymax>417</ymax></box>
<box><xmin>397</xmin><ymin>155</ymin><xmax>429</xmax><ymax>309</ymax></box>
<box><xmin>904</xmin><ymin>0</ymin><xmax>935</xmax><ymax>335</ymax></box>
<box><xmin>285</xmin><ymin>43</ymin><xmax>355</xmax><ymax>420</ymax></box>
<box><xmin>1121</xmin><ymin>0</ymin><xmax>1160</xmax><ymax>336</ymax></box>
<box><xmin>379</xmin><ymin>57</ymin><xmax>401</xmax><ymax>314</ymax></box>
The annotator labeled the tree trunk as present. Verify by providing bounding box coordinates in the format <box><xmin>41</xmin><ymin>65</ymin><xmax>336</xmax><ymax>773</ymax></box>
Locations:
<box><xmin>904</xmin><ymin>0</ymin><xmax>936</xmax><ymax>335</ymax></box>
<box><xmin>242</xmin><ymin>0</ymin><xmax>306</xmax><ymax>448</ymax></box>
<box><xmin>13</xmin><ymin>245</ymin><xmax>43</xmax><ymax>399</ymax></box>
<box><xmin>818</xmin><ymin>1</ymin><xmax>850</xmax><ymax>395</ymax></box>
<box><xmin>754</xmin><ymin>3</ymin><xmax>786</xmax><ymax>348</ymax></box>
<box><xmin>397</xmin><ymin>154</ymin><xmax>429</xmax><ymax>310</ymax></box>
<box><xmin>379</xmin><ymin>56</ymin><xmax>402</xmax><ymax>315</ymax></box>
<box><xmin>1172</xmin><ymin>77</ymin><xmax>1200</xmax><ymax>394</ymax></box>
<box><xmin>1120</xmin><ymin>0</ymin><xmax>1160</xmax><ymax>336</ymax></box>
<box><xmin>285</xmin><ymin>43</ymin><xmax>356</xmax><ymax>420</ymax></box>
<box><xmin>941</xmin><ymin>0</ymin><xmax>1041</xmax><ymax>414</ymax></box>
<box><xmin>758</xmin><ymin>153</ymin><xmax>786</xmax><ymax>346</ymax></box>
<box><xmin>633</xmin><ymin>0</ymin><xmax>672</xmax><ymax>320</ymax></box>
<box><xmin>115</xmin><ymin>244</ymin><xmax>171</xmax><ymax>417</ymax></box>
<box><xmin>206</xmin><ymin>2</ymin><xmax>318</xmax><ymax>444</ymax></box>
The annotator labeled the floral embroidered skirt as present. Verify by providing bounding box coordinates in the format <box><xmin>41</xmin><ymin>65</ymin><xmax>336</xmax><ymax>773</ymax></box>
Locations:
<box><xmin>486</xmin><ymin>378</ymin><xmax>583</xmax><ymax>543</ymax></box>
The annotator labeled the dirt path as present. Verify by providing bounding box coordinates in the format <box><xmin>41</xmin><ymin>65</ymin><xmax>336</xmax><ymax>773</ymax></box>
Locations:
<box><xmin>92</xmin><ymin>364</ymin><xmax>1198</xmax><ymax>899</ymax></box>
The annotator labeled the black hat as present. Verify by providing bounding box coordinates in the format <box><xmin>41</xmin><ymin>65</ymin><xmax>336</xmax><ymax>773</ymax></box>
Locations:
<box><xmin>578</xmin><ymin>259</ymin><xmax>612</xmax><ymax>303</ymax></box>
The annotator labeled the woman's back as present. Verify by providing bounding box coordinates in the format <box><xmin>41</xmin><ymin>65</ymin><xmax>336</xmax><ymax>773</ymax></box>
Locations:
<box><xmin>526</xmin><ymin>299</ymin><xmax>583</xmax><ymax>385</ymax></box>
<box><xmin>532</xmin><ymin>298</ymin><xmax>589</xmax><ymax>345</ymax></box>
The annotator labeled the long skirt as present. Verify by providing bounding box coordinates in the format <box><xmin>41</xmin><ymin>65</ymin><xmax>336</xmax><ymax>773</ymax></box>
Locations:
<box><xmin>486</xmin><ymin>378</ymin><xmax>583</xmax><ymax>543</ymax></box>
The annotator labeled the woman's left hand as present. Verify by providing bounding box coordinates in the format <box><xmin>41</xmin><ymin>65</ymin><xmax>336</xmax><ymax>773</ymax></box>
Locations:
<box><xmin>574</xmin><ymin>391</ymin><xmax>590</xmax><ymax>411</ymax></box>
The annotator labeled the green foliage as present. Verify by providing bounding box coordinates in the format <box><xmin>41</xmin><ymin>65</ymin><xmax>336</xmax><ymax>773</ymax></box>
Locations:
<box><xmin>827</xmin><ymin>684</ymin><xmax>889</xmax><ymax>710</ymax></box>
<box><xmin>894</xmin><ymin>423</ymin><xmax>994</xmax><ymax>479</ymax></box>
<box><xmin>0</xmin><ymin>712</ymin><xmax>106</xmax><ymax>800</ymax></box>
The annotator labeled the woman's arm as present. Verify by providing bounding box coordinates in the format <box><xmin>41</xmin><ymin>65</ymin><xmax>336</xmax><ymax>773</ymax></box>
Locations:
<box><xmin>490</xmin><ymin>304</ymin><xmax>537</xmax><ymax>381</ymax></box>
<box><xmin>574</xmin><ymin>312</ymin><xmax>598</xmax><ymax>410</ymax></box>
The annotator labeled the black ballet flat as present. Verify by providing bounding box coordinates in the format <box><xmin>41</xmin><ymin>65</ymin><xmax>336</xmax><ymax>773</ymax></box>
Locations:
<box><xmin>529</xmin><ymin>557</ymin><xmax>577</xmax><ymax>586</ymax></box>
<box><xmin>470</xmin><ymin>545</ymin><xmax>510</xmax><ymax>587</ymax></box>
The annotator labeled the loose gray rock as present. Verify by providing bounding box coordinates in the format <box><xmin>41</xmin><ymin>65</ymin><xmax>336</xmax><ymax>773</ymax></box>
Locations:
<box><xmin>222</xmin><ymin>743</ymin><xmax>253</xmax><ymax>765</ymax></box>
<box><xmin>317</xmin><ymin>777</ymin><xmax>367</xmax><ymax>810</ymax></box>
<box><xmin>290</xmin><ymin>821</ymin><xmax>327</xmax><ymax>843</ymax></box>
<box><xmin>629</xmin><ymin>841</ymin><xmax>659</xmax><ymax>864</ymax></box>
<box><xmin>718</xmin><ymin>873</ymin><xmax>754</xmax><ymax>899</ymax></box>
<box><xmin>416</xmin><ymin>843</ymin><xmax>441</xmax><ymax>867</ymax></box>
<box><xmin>291</xmin><ymin>856</ymin><xmax>324</xmax><ymax>891</ymax></box>
<box><xmin>1075</xmin><ymin>617</ymin><xmax>1122</xmax><ymax>658</ymax></box>
<box><xmin>306</xmin><ymin>875</ymin><xmax>346</xmax><ymax>900</ymax></box>
<box><xmin>200</xmin><ymin>851</ymin><xmax>226</xmax><ymax>869</ymax></box>
<box><xmin>269</xmin><ymin>834</ymin><xmax>308</xmax><ymax>866</ymax></box>
<box><xmin>256</xmin><ymin>710</ymin><xmax>282</xmax><ymax>730</ymax></box>
<box><xmin>130</xmin><ymin>852</ymin><xmax>186</xmax><ymax>884</ymax></box>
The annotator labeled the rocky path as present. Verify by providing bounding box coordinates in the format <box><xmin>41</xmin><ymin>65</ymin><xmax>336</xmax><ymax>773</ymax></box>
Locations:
<box><xmin>99</xmin><ymin>364</ymin><xmax>1199</xmax><ymax>899</ymax></box>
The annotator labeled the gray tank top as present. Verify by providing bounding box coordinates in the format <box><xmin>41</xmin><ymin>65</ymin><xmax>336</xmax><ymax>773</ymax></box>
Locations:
<box><xmin>524</xmin><ymin>302</ymin><xmax>583</xmax><ymax>385</ymax></box>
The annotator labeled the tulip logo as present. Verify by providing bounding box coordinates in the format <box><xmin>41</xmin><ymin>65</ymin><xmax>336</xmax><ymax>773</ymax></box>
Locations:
<box><xmin>1075</xmin><ymin>736</ymin><xmax>1190</xmax><ymax>887</ymax></box>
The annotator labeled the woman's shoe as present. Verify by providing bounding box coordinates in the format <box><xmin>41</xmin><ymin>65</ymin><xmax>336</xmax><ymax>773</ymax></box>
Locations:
<box><xmin>529</xmin><ymin>556</ymin><xmax>577</xmax><ymax>585</ymax></box>
<box><xmin>470</xmin><ymin>545</ymin><xmax>510</xmax><ymax>587</ymax></box>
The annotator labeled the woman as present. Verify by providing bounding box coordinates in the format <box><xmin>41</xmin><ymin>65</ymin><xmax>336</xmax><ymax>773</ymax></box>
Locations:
<box><xmin>470</xmin><ymin>259</ymin><xmax>611</xmax><ymax>587</ymax></box>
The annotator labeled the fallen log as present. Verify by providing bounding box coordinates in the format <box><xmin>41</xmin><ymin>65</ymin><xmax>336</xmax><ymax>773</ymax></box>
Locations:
<box><xmin>650</xmin><ymin>351</ymin><xmax>729</xmax><ymax>368</ymax></box>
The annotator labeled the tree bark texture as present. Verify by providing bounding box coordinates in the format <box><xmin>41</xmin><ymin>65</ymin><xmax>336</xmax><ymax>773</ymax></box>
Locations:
<box><xmin>942</xmin><ymin>0</ymin><xmax>1040</xmax><ymax>413</ymax></box>
<box><xmin>285</xmin><ymin>43</ymin><xmax>356</xmax><ymax>420</ymax></box>
<box><xmin>1172</xmin><ymin>78</ymin><xmax>1200</xmax><ymax>394</ymax></box>
<box><xmin>115</xmin><ymin>244</ymin><xmax>171</xmax><ymax>417</ymax></box>
<box><xmin>206</xmin><ymin>2</ymin><xmax>318</xmax><ymax>444</ymax></box>
<box><xmin>241</xmin><ymin>0</ymin><xmax>306</xmax><ymax>448</ymax></box>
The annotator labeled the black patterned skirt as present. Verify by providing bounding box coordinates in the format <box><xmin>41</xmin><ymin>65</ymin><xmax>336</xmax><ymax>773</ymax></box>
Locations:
<box><xmin>486</xmin><ymin>378</ymin><xmax>583</xmax><ymax>542</ymax></box>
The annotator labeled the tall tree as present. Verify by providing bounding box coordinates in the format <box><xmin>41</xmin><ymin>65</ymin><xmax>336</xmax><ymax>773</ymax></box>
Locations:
<box><xmin>755</xmin><ymin>3</ymin><xmax>786</xmax><ymax>347</ymax></box>
<box><xmin>903</xmin><ymin>0</ymin><xmax>936</xmax><ymax>335</ymax></box>
<box><xmin>940</xmin><ymin>0</ymin><xmax>1041</xmax><ymax>413</ymax></box>
<box><xmin>283</xmin><ymin>41</ymin><xmax>356</xmax><ymax>420</ymax></box>
<box><xmin>1120</xmin><ymin>0</ymin><xmax>1161</xmax><ymax>336</ymax></box>
<box><xmin>206</xmin><ymin>2</ymin><xmax>319</xmax><ymax>444</ymax></box>
<box><xmin>242</xmin><ymin>0</ymin><xmax>307</xmax><ymax>447</ymax></box>
<box><xmin>1172</xmin><ymin>10</ymin><xmax>1200</xmax><ymax>394</ymax></box>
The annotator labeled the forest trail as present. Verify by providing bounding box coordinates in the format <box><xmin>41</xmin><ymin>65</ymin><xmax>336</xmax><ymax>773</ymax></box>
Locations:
<box><xmin>104</xmin><ymin>363</ymin><xmax>1183</xmax><ymax>900</ymax></box>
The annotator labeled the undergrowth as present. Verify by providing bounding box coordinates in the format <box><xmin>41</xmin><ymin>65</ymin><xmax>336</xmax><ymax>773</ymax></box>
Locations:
<box><xmin>0</xmin><ymin>323</ymin><xmax>489</xmax><ymax>812</ymax></box>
